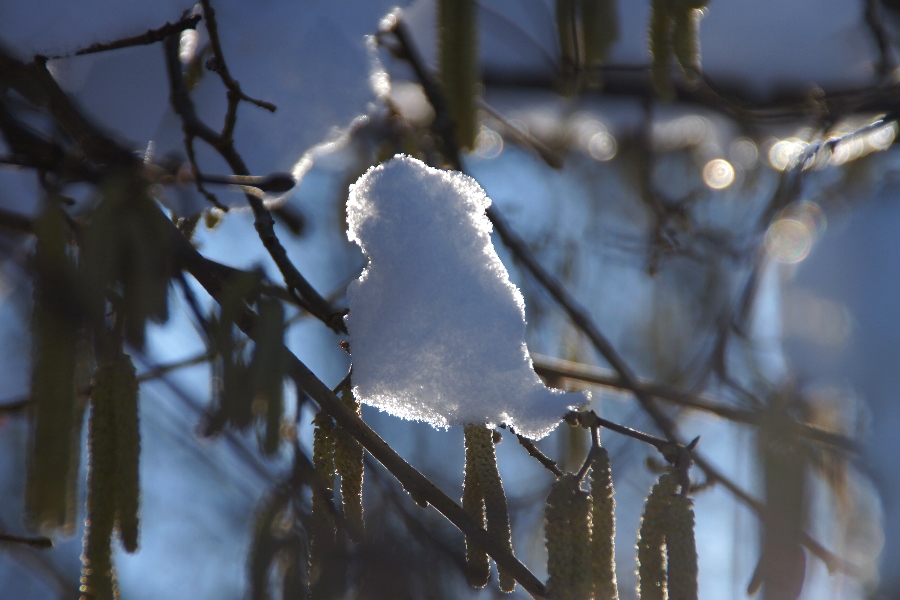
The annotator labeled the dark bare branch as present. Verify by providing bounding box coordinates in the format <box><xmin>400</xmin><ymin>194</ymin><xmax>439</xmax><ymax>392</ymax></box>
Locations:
<box><xmin>43</xmin><ymin>14</ymin><xmax>204</xmax><ymax>59</ymax></box>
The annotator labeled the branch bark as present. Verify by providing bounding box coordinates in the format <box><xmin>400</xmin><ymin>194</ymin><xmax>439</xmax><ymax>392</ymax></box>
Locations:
<box><xmin>170</xmin><ymin>214</ymin><xmax>548</xmax><ymax>598</ymax></box>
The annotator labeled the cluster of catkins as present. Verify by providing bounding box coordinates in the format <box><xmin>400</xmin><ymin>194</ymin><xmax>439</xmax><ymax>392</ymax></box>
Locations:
<box><xmin>543</xmin><ymin>451</ymin><xmax>698</xmax><ymax>600</ymax></box>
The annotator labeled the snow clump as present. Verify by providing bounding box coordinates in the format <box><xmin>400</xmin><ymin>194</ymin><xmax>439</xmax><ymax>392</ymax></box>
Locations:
<box><xmin>345</xmin><ymin>154</ymin><xmax>589</xmax><ymax>440</ymax></box>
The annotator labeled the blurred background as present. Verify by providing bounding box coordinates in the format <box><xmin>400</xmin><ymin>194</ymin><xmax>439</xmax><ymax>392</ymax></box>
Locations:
<box><xmin>0</xmin><ymin>0</ymin><xmax>898</xmax><ymax>598</ymax></box>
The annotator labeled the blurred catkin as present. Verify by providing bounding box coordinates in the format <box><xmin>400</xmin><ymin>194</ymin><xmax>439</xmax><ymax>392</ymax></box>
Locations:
<box><xmin>335</xmin><ymin>387</ymin><xmax>365</xmax><ymax>542</ymax></box>
<box><xmin>25</xmin><ymin>203</ymin><xmax>81</xmax><ymax>535</ymax></box>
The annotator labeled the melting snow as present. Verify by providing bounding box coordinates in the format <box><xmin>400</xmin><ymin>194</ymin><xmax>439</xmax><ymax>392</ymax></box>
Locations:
<box><xmin>345</xmin><ymin>155</ymin><xmax>589</xmax><ymax>439</ymax></box>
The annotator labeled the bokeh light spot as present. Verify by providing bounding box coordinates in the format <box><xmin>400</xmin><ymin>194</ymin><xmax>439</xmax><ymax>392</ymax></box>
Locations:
<box><xmin>588</xmin><ymin>131</ymin><xmax>617</xmax><ymax>161</ymax></box>
<box><xmin>869</xmin><ymin>122</ymin><xmax>896</xmax><ymax>150</ymax></box>
<box><xmin>702</xmin><ymin>158</ymin><xmax>735</xmax><ymax>189</ymax></box>
<box><xmin>768</xmin><ymin>138</ymin><xmax>808</xmax><ymax>171</ymax></box>
<box><xmin>474</xmin><ymin>128</ymin><xmax>503</xmax><ymax>159</ymax></box>
<box><xmin>730</xmin><ymin>137</ymin><xmax>759</xmax><ymax>168</ymax></box>
<box><xmin>765</xmin><ymin>218</ymin><xmax>812</xmax><ymax>263</ymax></box>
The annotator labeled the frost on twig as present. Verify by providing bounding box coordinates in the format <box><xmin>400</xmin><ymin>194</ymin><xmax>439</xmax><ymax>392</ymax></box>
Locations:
<box><xmin>345</xmin><ymin>155</ymin><xmax>589</xmax><ymax>440</ymax></box>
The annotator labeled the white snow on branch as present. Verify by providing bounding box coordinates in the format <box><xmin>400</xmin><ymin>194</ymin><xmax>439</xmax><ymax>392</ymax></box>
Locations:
<box><xmin>345</xmin><ymin>155</ymin><xmax>589</xmax><ymax>439</ymax></box>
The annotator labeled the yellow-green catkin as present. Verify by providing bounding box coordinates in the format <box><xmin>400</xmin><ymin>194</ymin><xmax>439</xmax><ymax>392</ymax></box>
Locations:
<box><xmin>476</xmin><ymin>426</ymin><xmax>515</xmax><ymax>593</ymax></box>
<box><xmin>438</xmin><ymin>0</ymin><xmax>479</xmax><ymax>150</ymax></box>
<box><xmin>462</xmin><ymin>424</ymin><xmax>490</xmax><ymax>588</ymax></box>
<box><xmin>249</xmin><ymin>297</ymin><xmax>286</xmax><ymax>455</ymax></box>
<box><xmin>672</xmin><ymin>8</ymin><xmax>700</xmax><ymax>80</ymax></box>
<box><xmin>80</xmin><ymin>173</ymin><xmax>171</xmax><ymax>350</ymax></box>
<box><xmin>25</xmin><ymin>204</ymin><xmax>81</xmax><ymax>535</ymax></box>
<box><xmin>648</xmin><ymin>0</ymin><xmax>675</xmax><ymax>100</ymax></box>
<box><xmin>334</xmin><ymin>388</ymin><xmax>365</xmax><ymax>542</ymax></box>
<box><xmin>591</xmin><ymin>447</ymin><xmax>618</xmax><ymax>600</ymax></box>
<box><xmin>666</xmin><ymin>493</ymin><xmax>698</xmax><ymax>600</ymax></box>
<box><xmin>545</xmin><ymin>474</ymin><xmax>592</xmax><ymax>600</ymax></box>
<box><xmin>81</xmin><ymin>364</ymin><xmax>120</xmax><ymax>600</ymax></box>
<box><xmin>637</xmin><ymin>474</ymin><xmax>676</xmax><ymax>600</ymax></box>
<box><xmin>556</xmin><ymin>0</ymin><xmax>579</xmax><ymax>67</ymax></box>
<box><xmin>309</xmin><ymin>410</ymin><xmax>336</xmax><ymax>594</ymax></box>
<box><xmin>248</xmin><ymin>489</ymin><xmax>290</xmax><ymax>600</ymax></box>
<box><xmin>582</xmin><ymin>0</ymin><xmax>620</xmax><ymax>88</ymax></box>
<box><xmin>105</xmin><ymin>354</ymin><xmax>140</xmax><ymax>553</ymax></box>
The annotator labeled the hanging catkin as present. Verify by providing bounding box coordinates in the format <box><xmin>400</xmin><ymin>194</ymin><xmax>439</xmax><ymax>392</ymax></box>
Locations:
<box><xmin>648</xmin><ymin>0</ymin><xmax>675</xmax><ymax>100</ymax></box>
<box><xmin>108</xmin><ymin>354</ymin><xmax>140</xmax><ymax>553</ymax></box>
<box><xmin>309</xmin><ymin>410</ymin><xmax>336</xmax><ymax>595</ymax></box>
<box><xmin>637</xmin><ymin>474</ymin><xmax>676</xmax><ymax>600</ymax></box>
<box><xmin>438</xmin><ymin>0</ymin><xmax>479</xmax><ymax>149</ymax></box>
<box><xmin>334</xmin><ymin>387</ymin><xmax>365</xmax><ymax>542</ymax></box>
<box><xmin>591</xmin><ymin>447</ymin><xmax>618</xmax><ymax>599</ymax></box>
<box><xmin>545</xmin><ymin>474</ymin><xmax>592</xmax><ymax>600</ymax></box>
<box><xmin>464</xmin><ymin>425</ymin><xmax>517</xmax><ymax>591</ymax></box>
<box><xmin>672</xmin><ymin>8</ymin><xmax>701</xmax><ymax>77</ymax></box>
<box><xmin>25</xmin><ymin>203</ymin><xmax>81</xmax><ymax>535</ymax></box>
<box><xmin>666</xmin><ymin>493</ymin><xmax>698</xmax><ymax>600</ymax></box>
<box><xmin>462</xmin><ymin>423</ymin><xmax>490</xmax><ymax>588</ymax></box>
<box><xmin>81</xmin><ymin>362</ymin><xmax>120</xmax><ymax>600</ymax></box>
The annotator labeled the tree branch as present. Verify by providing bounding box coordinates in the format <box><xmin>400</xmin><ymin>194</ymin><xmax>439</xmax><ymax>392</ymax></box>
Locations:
<box><xmin>161</xmin><ymin>31</ymin><xmax>342</xmax><ymax>333</ymax></box>
<box><xmin>171</xmin><ymin>216</ymin><xmax>547</xmax><ymax>598</ymax></box>
<box><xmin>0</xmin><ymin>532</ymin><xmax>53</xmax><ymax>549</ymax></box>
<box><xmin>198</xmin><ymin>0</ymin><xmax>277</xmax><ymax>113</ymax></box>
<box><xmin>533</xmin><ymin>353</ymin><xmax>860</xmax><ymax>454</ymax></box>
<box><xmin>43</xmin><ymin>14</ymin><xmax>203</xmax><ymax>59</ymax></box>
<box><xmin>383</xmin><ymin>15</ymin><xmax>864</xmax><ymax>579</ymax></box>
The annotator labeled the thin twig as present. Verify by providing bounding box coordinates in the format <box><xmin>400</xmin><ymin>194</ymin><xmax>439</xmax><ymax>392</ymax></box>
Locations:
<box><xmin>170</xmin><ymin>214</ymin><xmax>546</xmax><ymax>598</ymax></box>
<box><xmin>199</xmin><ymin>0</ymin><xmax>276</xmax><ymax>113</ymax></box>
<box><xmin>43</xmin><ymin>14</ymin><xmax>203</xmax><ymax>59</ymax></box>
<box><xmin>384</xmin><ymin>17</ymin><xmax>863</xmax><ymax>579</ymax></box>
<box><xmin>533</xmin><ymin>353</ymin><xmax>860</xmax><ymax>454</ymax></box>
<box><xmin>865</xmin><ymin>0</ymin><xmax>897</xmax><ymax>80</ymax></box>
<box><xmin>0</xmin><ymin>532</ymin><xmax>53</xmax><ymax>549</ymax></box>
<box><xmin>136</xmin><ymin>352</ymin><xmax>214</xmax><ymax>383</ymax></box>
<box><xmin>161</xmin><ymin>33</ymin><xmax>342</xmax><ymax>332</ymax></box>
<box><xmin>574</xmin><ymin>425</ymin><xmax>599</xmax><ymax>483</ymax></box>
<box><xmin>514</xmin><ymin>433</ymin><xmax>563</xmax><ymax>477</ymax></box>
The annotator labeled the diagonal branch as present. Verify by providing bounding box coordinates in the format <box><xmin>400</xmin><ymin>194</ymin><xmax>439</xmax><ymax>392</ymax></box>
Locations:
<box><xmin>533</xmin><ymin>353</ymin><xmax>860</xmax><ymax>454</ymax></box>
<box><xmin>199</xmin><ymin>0</ymin><xmax>277</xmax><ymax>113</ymax></box>
<box><xmin>44</xmin><ymin>14</ymin><xmax>203</xmax><ymax>59</ymax></box>
<box><xmin>170</xmin><ymin>212</ymin><xmax>547</xmax><ymax>598</ymax></box>
<box><xmin>383</xmin><ymin>15</ymin><xmax>864</xmax><ymax>579</ymax></box>
<box><xmin>0</xmin><ymin>532</ymin><xmax>53</xmax><ymax>549</ymax></box>
<box><xmin>161</xmin><ymin>32</ymin><xmax>343</xmax><ymax>333</ymax></box>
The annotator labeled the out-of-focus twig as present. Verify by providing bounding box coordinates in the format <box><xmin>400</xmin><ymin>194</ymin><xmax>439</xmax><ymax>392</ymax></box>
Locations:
<box><xmin>382</xmin><ymin>14</ymin><xmax>865</xmax><ymax>579</ymax></box>
<box><xmin>533</xmin><ymin>353</ymin><xmax>860</xmax><ymax>454</ymax></box>
<box><xmin>43</xmin><ymin>14</ymin><xmax>203</xmax><ymax>59</ymax></box>
<box><xmin>0</xmin><ymin>532</ymin><xmax>53</xmax><ymax>549</ymax></box>
<box><xmin>199</xmin><ymin>0</ymin><xmax>276</xmax><ymax>113</ymax></box>
<box><xmin>161</xmin><ymin>31</ymin><xmax>342</xmax><ymax>332</ymax></box>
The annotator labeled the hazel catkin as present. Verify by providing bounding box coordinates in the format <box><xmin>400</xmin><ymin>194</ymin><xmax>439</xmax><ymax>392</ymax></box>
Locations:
<box><xmin>637</xmin><ymin>474</ymin><xmax>677</xmax><ymax>600</ymax></box>
<box><xmin>591</xmin><ymin>447</ymin><xmax>619</xmax><ymax>599</ymax></box>
<box><xmin>462</xmin><ymin>423</ymin><xmax>490</xmax><ymax>588</ymax></box>
<box><xmin>334</xmin><ymin>388</ymin><xmax>365</xmax><ymax>542</ymax></box>
<box><xmin>545</xmin><ymin>474</ymin><xmax>592</xmax><ymax>600</ymax></box>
